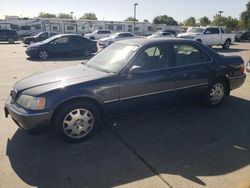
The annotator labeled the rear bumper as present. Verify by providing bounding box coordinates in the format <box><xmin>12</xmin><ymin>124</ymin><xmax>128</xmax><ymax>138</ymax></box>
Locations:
<box><xmin>4</xmin><ymin>98</ymin><xmax>51</xmax><ymax>130</ymax></box>
<box><xmin>228</xmin><ymin>74</ymin><xmax>246</xmax><ymax>90</ymax></box>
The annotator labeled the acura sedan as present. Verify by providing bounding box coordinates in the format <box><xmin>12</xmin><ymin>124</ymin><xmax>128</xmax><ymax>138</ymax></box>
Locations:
<box><xmin>5</xmin><ymin>38</ymin><xmax>246</xmax><ymax>142</ymax></box>
<box><xmin>26</xmin><ymin>34</ymin><xmax>97</xmax><ymax>59</ymax></box>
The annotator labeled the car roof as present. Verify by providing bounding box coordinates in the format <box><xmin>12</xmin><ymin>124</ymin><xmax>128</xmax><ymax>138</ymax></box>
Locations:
<box><xmin>56</xmin><ymin>34</ymin><xmax>82</xmax><ymax>37</ymax></box>
<box><xmin>117</xmin><ymin>38</ymin><xmax>196</xmax><ymax>46</ymax></box>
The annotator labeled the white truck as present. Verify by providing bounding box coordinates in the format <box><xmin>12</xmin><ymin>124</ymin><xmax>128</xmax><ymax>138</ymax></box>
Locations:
<box><xmin>177</xmin><ymin>27</ymin><xmax>235</xmax><ymax>49</ymax></box>
<box><xmin>84</xmin><ymin>30</ymin><xmax>112</xmax><ymax>40</ymax></box>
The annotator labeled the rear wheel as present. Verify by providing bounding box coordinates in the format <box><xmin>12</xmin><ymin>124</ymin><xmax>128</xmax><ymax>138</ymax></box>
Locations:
<box><xmin>8</xmin><ymin>37</ymin><xmax>15</xmax><ymax>44</ymax></box>
<box><xmin>83</xmin><ymin>49</ymin><xmax>91</xmax><ymax>57</ymax></box>
<box><xmin>54</xmin><ymin>101</ymin><xmax>101</xmax><ymax>142</ymax></box>
<box><xmin>204</xmin><ymin>79</ymin><xmax>226</xmax><ymax>107</ymax></box>
<box><xmin>38</xmin><ymin>50</ymin><xmax>49</xmax><ymax>60</ymax></box>
<box><xmin>222</xmin><ymin>39</ymin><xmax>231</xmax><ymax>49</ymax></box>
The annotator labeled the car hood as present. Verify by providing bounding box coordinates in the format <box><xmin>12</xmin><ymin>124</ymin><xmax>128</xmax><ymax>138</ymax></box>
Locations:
<box><xmin>177</xmin><ymin>33</ymin><xmax>201</xmax><ymax>37</ymax></box>
<box><xmin>14</xmin><ymin>64</ymin><xmax>109</xmax><ymax>92</ymax></box>
<box><xmin>27</xmin><ymin>42</ymin><xmax>44</xmax><ymax>48</ymax></box>
<box><xmin>99</xmin><ymin>36</ymin><xmax>113</xmax><ymax>41</ymax></box>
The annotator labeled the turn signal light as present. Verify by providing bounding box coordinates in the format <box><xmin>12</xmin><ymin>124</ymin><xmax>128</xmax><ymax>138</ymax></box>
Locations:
<box><xmin>240</xmin><ymin>65</ymin><xmax>245</xmax><ymax>73</ymax></box>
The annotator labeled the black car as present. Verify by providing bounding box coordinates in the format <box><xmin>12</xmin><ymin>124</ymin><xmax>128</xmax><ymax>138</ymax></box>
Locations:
<box><xmin>235</xmin><ymin>31</ymin><xmax>250</xmax><ymax>42</ymax></box>
<box><xmin>25</xmin><ymin>34</ymin><xmax>98</xmax><ymax>59</ymax></box>
<box><xmin>5</xmin><ymin>38</ymin><xmax>246</xmax><ymax>142</ymax></box>
<box><xmin>23</xmin><ymin>31</ymin><xmax>58</xmax><ymax>45</ymax></box>
<box><xmin>0</xmin><ymin>29</ymin><xmax>19</xmax><ymax>44</ymax></box>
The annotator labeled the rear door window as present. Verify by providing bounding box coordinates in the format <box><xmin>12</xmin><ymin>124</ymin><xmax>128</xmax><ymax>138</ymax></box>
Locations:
<box><xmin>174</xmin><ymin>43</ymin><xmax>211</xmax><ymax>66</ymax></box>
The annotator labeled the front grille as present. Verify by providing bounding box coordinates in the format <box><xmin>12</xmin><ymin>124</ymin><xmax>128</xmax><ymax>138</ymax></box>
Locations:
<box><xmin>10</xmin><ymin>89</ymin><xmax>17</xmax><ymax>103</ymax></box>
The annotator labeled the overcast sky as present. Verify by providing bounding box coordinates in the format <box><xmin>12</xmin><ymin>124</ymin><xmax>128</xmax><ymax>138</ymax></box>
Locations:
<box><xmin>1</xmin><ymin>0</ymin><xmax>248</xmax><ymax>22</ymax></box>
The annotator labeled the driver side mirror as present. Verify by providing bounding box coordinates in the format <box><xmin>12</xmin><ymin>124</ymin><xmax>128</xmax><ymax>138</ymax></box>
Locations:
<box><xmin>128</xmin><ymin>65</ymin><xmax>143</xmax><ymax>74</ymax></box>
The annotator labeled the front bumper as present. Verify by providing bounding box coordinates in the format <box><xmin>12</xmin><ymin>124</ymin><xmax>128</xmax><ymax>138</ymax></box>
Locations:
<box><xmin>228</xmin><ymin>74</ymin><xmax>246</xmax><ymax>90</ymax></box>
<box><xmin>25</xmin><ymin>49</ymin><xmax>38</xmax><ymax>57</ymax></box>
<box><xmin>4</xmin><ymin>98</ymin><xmax>51</xmax><ymax>130</ymax></box>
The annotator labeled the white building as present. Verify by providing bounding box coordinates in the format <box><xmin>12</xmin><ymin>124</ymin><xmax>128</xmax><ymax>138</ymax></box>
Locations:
<box><xmin>0</xmin><ymin>16</ymin><xmax>181</xmax><ymax>36</ymax></box>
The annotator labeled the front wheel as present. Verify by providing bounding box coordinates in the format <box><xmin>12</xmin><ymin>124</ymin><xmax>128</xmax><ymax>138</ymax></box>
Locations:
<box><xmin>38</xmin><ymin>50</ymin><xmax>49</xmax><ymax>60</ymax></box>
<box><xmin>222</xmin><ymin>39</ymin><xmax>231</xmax><ymax>49</ymax></box>
<box><xmin>54</xmin><ymin>101</ymin><xmax>101</xmax><ymax>142</ymax></box>
<box><xmin>204</xmin><ymin>80</ymin><xmax>226</xmax><ymax>107</ymax></box>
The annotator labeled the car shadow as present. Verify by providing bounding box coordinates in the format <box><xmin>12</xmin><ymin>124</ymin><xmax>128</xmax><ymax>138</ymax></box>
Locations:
<box><xmin>6</xmin><ymin>96</ymin><xmax>250</xmax><ymax>187</ymax></box>
<box><xmin>0</xmin><ymin>42</ymin><xmax>21</xmax><ymax>45</ymax></box>
<box><xmin>26</xmin><ymin>55</ymin><xmax>94</xmax><ymax>62</ymax></box>
<box><xmin>213</xmin><ymin>48</ymin><xmax>250</xmax><ymax>53</ymax></box>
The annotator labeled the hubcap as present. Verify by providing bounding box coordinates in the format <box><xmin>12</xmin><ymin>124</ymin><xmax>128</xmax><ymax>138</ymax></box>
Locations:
<box><xmin>209</xmin><ymin>83</ymin><xmax>224</xmax><ymax>105</ymax></box>
<box><xmin>225</xmin><ymin>41</ymin><xmax>230</xmax><ymax>48</ymax></box>
<box><xmin>63</xmin><ymin>108</ymin><xmax>94</xmax><ymax>138</ymax></box>
<box><xmin>39</xmin><ymin>51</ymin><xmax>48</xmax><ymax>59</ymax></box>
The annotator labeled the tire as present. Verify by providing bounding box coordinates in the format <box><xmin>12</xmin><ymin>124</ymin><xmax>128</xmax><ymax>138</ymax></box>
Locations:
<box><xmin>54</xmin><ymin>101</ymin><xmax>101</xmax><ymax>142</ymax></box>
<box><xmin>38</xmin><ymin>50</ymin><xmax>49</xmax><ymax>60</ymax></box>
<box><xmin>204</xmin><ymin>79</ymin><xmax>226</xmax><ymax>107</ymax></box>
<box><xmin>196</xmin><ymin>39</ymin><xmax>202</xmax><ymax>43</ymax></box>
<box><xmin>8</xmin><ymin>37</ymin><xmax>15</xmax><ymax>44</ymax></box>
<box><xmin>222</xmin><ymin>39</ymin><xmax>231</xmax><ymax>49</ymax></box>
<box><xmin>83</xmin><ymin>49</ymin><xmax>91</xmax><ymax>57</ymax></box>
<box><xmin>108</xmin><ymin>41</ymin><xmax>113</xmax><ymax>46</ymax></box>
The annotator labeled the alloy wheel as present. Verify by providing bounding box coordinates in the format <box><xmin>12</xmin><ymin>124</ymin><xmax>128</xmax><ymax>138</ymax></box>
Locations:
<box><xmin>209</xmin><ymin>83</ymin><xmax>225</xmax><ymax>105</ymax></box>
<box><xmin>63</xmin><ymin>108</ymin><xmax>94</xmax><ymax>139</ymax></box>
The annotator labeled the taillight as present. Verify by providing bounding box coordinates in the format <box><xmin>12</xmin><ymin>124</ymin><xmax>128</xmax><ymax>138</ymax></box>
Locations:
<box><xmin>240</xmin><ymin>65</ymin><xmax>245</xmax><ymax>73</ymax></box>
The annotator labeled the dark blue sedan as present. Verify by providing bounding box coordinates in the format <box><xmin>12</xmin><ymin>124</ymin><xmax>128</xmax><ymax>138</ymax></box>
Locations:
<box><xmin>5</xmin><ymin>38</ymin><xmax>246</xmax><ymax>142</ymax></box>
<box><xmin>26</xmin><ymin>34</ymin><xmax>97</xmax><ymax>59</ymax></box>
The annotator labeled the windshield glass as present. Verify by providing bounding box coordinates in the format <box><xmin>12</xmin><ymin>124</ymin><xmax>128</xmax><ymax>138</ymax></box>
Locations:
<box><xmin>42</xmin><ymin>35</ymin><xmax>60</xmax><ymax>43</ymax></box>
<box><xmin>86</xmin><ymin>43</ymin><xmax>138</xmax><ymax>73</ymax></box>
<box><xmin>187</xmin><ymin>27</ymin><xmax>205</xmax><ymax>33</ymax></box>
<box><xmin>35</xmin><ymin>32</ymin><xmax>44</xmax><ymax>37</ymax></box>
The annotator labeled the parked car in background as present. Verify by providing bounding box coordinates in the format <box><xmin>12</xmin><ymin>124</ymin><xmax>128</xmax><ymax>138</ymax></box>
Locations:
<box><xmin>177</xmin><ymin>26</ymin><xmax>235</xmax><ymax>49</ymax></box>
<box><xmin>25</xmin><ymin>34</ymin><xmax>97</xmax><ymax>59</ymax></box>
<box><xmin>5</xmin><ymin>38</ymin><xmax>246</xmax><ymax>142</ymax></box>
<box><xmin>247</xmin><ymin>58</ymin><xmax>250</xmax><ymax>72</ymax></box>
<box><xmin>98</xmin><ymin>32</ymin><xmax>136</xmax><ymax>47</ymax></box>
<box><xmin>23</xmin><ymin>32</ymin><xmax>58</xmax><ymax>45</ymax></box>
<box><xmin>235</xmin><ymin>31</ymin><xmax>250</xmax><ymax>42</ymax></box>
<box><xmin>19</xmin><ymin>31</ymin><xmax>41</xmax><ymax>40</ymax></box>
<box><xmin>147</xmin><ymin>31</ymin><xmax>175</xmax><ymax>38</ymax></box>
<box><xmin>0</xmin><ymin>29</ymin><xmax>19</xmax><ymax>44</ymax></box>
<box><xmin>85</xmin><ymin>30</ymin><xmax>111</xmax><ymax>40</ymax></box>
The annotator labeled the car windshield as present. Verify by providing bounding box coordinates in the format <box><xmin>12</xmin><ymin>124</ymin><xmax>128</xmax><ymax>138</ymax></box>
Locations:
<box><xmin>35</xmin><ymin>32</ymin><xmax>44</xmax><ymax>37</ymax></box>
<box><xmin>86</xmin><ymin>43</ymin><xmax>138</xmax><ymax>73</ymax></box>
<box><xmin>187</xmin><ymin>27</ymin><xmax>205</xmax><ymax>33</ymax></box>
<box><xmin>42</xmin><ymin>35</ymin><xmax>61</xmax><ymax>43</ymax></box>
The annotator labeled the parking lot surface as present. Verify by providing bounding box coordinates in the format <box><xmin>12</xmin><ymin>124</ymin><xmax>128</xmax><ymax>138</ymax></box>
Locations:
<box><xmin>0</xmin><ymin>42</ymin><xmax>250</xmax><ymax>188</ymax></box>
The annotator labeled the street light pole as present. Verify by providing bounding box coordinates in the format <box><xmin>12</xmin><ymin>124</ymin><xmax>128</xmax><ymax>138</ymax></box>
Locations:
<box><xmin>218</xmin><ymin>11</ymin><xmax>223</xmax><ymax>26</ymax></box>
<box><xmin>133</xmin><ymin>3</ymin><xmax>138</xmax><ymax>34</ymax></box>
<box><xmin>70</xmin><ymin>12</ymin><xmax>74</xmax><ymax>20</ymax></box>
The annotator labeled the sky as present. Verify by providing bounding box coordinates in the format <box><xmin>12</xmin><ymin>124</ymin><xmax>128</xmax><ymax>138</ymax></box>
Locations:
<box><xmin>0</xmin><ymin>0</ymin><xmax>249</xmax><ymax>22</ymax></box>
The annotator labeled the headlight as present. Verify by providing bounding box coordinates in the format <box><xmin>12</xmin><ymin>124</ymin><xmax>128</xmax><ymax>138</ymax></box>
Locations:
<box><xmin>16</xmin><ymin>95</ymin><xmax>46</xmax><ymax>110</ymax></box>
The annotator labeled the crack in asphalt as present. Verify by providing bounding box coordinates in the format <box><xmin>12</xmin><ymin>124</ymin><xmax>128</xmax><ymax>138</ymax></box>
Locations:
<box><xmin>109</xmin><ymin>126</ymin><xmax>173</xmax><ymax>188</ymax></box>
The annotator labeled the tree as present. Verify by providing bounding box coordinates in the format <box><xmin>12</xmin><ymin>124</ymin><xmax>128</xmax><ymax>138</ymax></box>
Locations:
<box><xmin>183</xmin><ymin>17</ymin><xmax>196</xmax><ymax>26</ymax></box>
<box><xmin>38</xmin><ymin>12</ymin><xmax>56</xmax><ymax>18</ymax></box>
<box><xmin>57</xmin><ymin>13</ymin><xmax>72</xmax><ymax>19</ymax></box>
<box><xmin>143</xmin><ymin>19</ymin><xmax>150</xmax><ymax>23</ymax></box>
<box><xmin>124</xmin><ymin>16</ymin><xmax>138</xmax><ymax>21</ymax></box>
<box><xmin>211</xmin><ymin>14</ymin><xmax>227</xmax><ymax>26</ymax></box>
<box><xmin>211</xmin><ymin>15</ymin><xmax>239</xmax><ymax>30</ymax></box>
<box><xmin>240</xmin><ymin>1</ymin><xmax>250</xmax><ymax>29</ymax></box>
<box><xmin>79</xmin><ymin>13</ymin><xmax>98</xmax><ymax>20</ymax></box>
<box><xmin>199</xmin><ymin>16</ymin><xmax>211</xmax><ymax>26</ymax></box>
<box><xmin>153</xmin><ymin>15</ymin><xmax>178</xmax><ymax>25</ymax></box>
